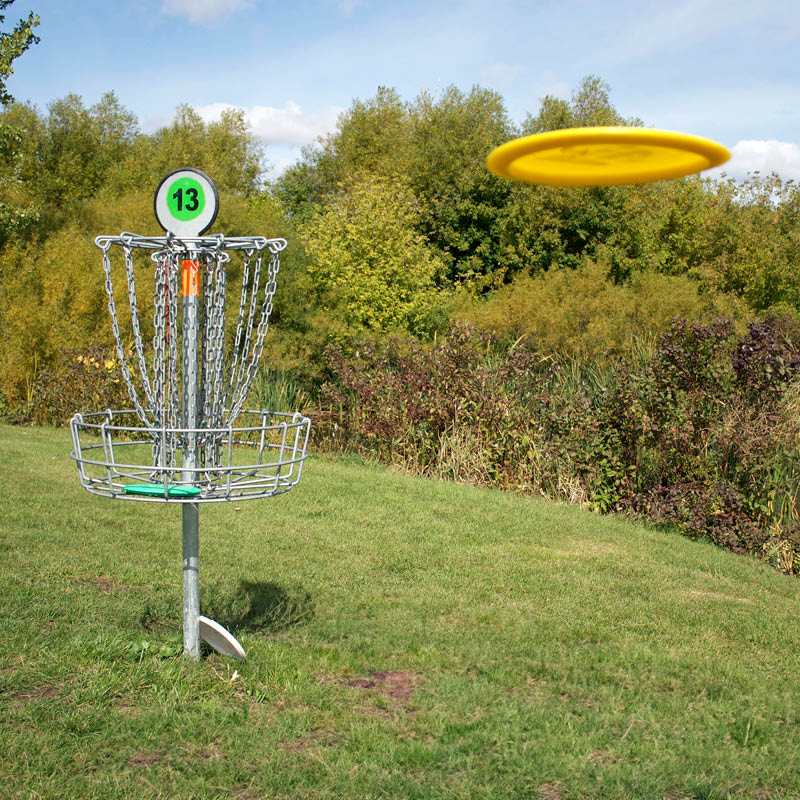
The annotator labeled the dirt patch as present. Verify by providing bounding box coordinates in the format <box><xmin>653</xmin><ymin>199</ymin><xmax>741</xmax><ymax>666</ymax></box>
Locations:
<box><xmin>346</xmin><ymin>671</ymin><xmax>423</xmax><ymax>704</ymax></box>
<box><xmin>8</xmin><ymin>685</ymin><xmax>58</xmax><ymax>702</ymax></box>
<box><xmin>75</xmin><ymin>576</ymin><xmax>133</xmax><ymax>593</ymax></box>
<box><xmin>346</xmin><ymin>678</ymin><xmax>377</xmax><ymax>689</ymax></box>
<box><xmin>587</xmin><ymin>749</ymin><xmax>619</xmax><ymax>764</ymax></box>
<box><xmin>112</xmin><ymin>697</ymin><xmax>142</xmax><ymax>715</ymax></box>
<box><xmin>537</xmin><ymin>781</ymin><xmax>566</xmax><ymax>800</ymax></box>
<box><xmin>129</xmin><ymin>752</ymin><xmax>163</xmax><ymax>768</ymax></box>
<box><xmin>142</xmin><ymin>617</ymin><xmax>170</xmax><ymax>633</ymax></box>
<box><xmin>200</xmin><ymin>740</ymin><xmax>224</xmax><ymax>761</ymax></box>
<box><xmin>232</xmin><ymin>786</ymin><xmax>262</xmax><ymax>800</ymax></box>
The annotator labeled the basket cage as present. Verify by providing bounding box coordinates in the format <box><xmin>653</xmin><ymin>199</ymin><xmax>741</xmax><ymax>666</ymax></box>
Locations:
<box><xmin>69</xmin><ymin>232</ymin><xmax>311</xmax><ymax>502</ymax></box>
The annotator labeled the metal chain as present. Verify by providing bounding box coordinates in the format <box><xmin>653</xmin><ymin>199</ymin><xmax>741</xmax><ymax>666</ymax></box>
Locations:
<box><xmin>232</xmin><ymin>248</ymin><xmax>262</xmax><ymax>403</ymax></box>
<box><xmin>203</xmin><ymin>246</ymin><xmax>229</xmax><ymax>469</ymax></box>
<box><xmin>150</xmin><ymin>251</ymin><xmax>168</xmax><ymax>471</ymax></box>
<box><xmin>208</xmin><ymin>249</ymin><xmax>228</xmax><ymax>423</ymax></box>
<box><xmin>222</xmin><ymin>248</ymin><xmax>252</xmax><ymax>416</ymax></box>
<box><xmin>94</xmin><ymin>232</ymin><xmax>286</xmax><ymax>473</ymax></box>
<box><xmin>167</xmin><ymin>252</ymin><xmax>180</xmax><ymax>435</ymax></box>
<box><xmin>100</xmin><ymin>241</ymin><xmax>151</xmax><ymax>427</ymax></box>
<box><xmin>151</xmin><ymin>253</ymin><xmax>167</xmax><ymax>421</ymax></box>
<box><xmin>229</xmin><ymin>248</ymin><xmax>280</xmax><ymax>419</ymax></box>
<box><xmin>122</xmin><ymin>238</ymin><xmax>155</xmax><ymax>414</ymax></box>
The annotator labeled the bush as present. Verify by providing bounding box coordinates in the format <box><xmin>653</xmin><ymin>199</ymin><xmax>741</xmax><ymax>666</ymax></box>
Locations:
<box><xmin>315</xmin><ymin>318</ymin><xmax>800</xmax><ymax>574</ymax></box>
<box><xmin>19</xmin><ymin>346</ymin><xmax>130</xmax><ymax>426</ymax></box>
<box><xmin>455</xmin><ymin>260</ymin><xmax>745</xmax><ymax>359</ymax></box>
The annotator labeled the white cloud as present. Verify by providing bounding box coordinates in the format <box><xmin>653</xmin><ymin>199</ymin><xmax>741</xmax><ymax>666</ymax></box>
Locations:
<box><xmin>196</xmin><ymin>101</ymin><xmax>344</xmax><ymax>149</ymax></box>
<box><xmin>161</xmin><ymin>0</ymin><xmax>252</xmax><ymax>26</ymax></box>
<box><xmin>707</xmin><ymin>139</ymin><xmax>800</xmax><ymax>183</ymax></box>
<box><xmin>262</xmin><ymin>150</ymin><xmax>301</xmax><ymax>182</ymax></box>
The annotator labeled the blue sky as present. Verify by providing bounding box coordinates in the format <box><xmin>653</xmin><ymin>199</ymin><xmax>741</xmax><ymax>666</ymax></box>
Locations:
<box><xmin>5</xmin><ymin>0</ymin><xmax>800</xmax><ymax>182</ymax></box>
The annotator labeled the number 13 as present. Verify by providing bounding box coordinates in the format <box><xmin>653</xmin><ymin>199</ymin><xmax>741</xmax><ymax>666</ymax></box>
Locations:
<box><xmin>172</xmin><ymin>187</ymin><xmax>199</xmax><ymax>212</ymax></box>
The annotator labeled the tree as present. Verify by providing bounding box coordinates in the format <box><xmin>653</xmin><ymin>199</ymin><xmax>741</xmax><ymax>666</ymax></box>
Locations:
<box><xmin>0</xmin><ymin>0</ymin><xmax>39</xmax><ymax>106</ymax></box>
<box><xmin>107</xmin><ymin>105</ymin><xmax>264</xmax><ymax>196</ymax></box>
<box><xmin>278</xmin><ymin>84</ymin><xmax>515</xmax><ymax>290</ymax></box>
<box><xmin>405</xmin><ymin>85</ymin><xmax>515</xmax><ymax>288</ymax></box>
<box><xmin>0</xmin><ymin>102</ymin><xmax>41</xmax><ymax>245</ymax></box>
<box><xmin>524</xmin><ymin>74</ymin><xmax>639</xmax><ymax>133</ymax></box>
<box><xmin>274</xmin><ymin>87</ymin><xmax>409</xmax><ymax>217</ymax></box>
<box><xmin>298</xmin><ymin>174</ymin><xmax>446</xmax><ymax>336</ymax></box>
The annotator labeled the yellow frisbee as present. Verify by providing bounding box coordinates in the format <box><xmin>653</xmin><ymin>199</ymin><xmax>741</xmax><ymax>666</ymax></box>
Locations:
<box><xmin>486</xmin><ymin>126</ymin><xmax>730</xmax><ymax>186</ymax></box>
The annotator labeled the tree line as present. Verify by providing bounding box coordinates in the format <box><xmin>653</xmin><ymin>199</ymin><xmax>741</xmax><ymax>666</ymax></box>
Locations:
<box><xmin>0</xmin><ymin>73</ymin><xmax>798</xmax><ymax>408</ymax></box>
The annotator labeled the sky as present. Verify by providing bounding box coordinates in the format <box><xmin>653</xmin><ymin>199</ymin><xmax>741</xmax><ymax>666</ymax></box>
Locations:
<box><xmin>5</xmin><ymin>0</ymin><xmax>800</xmax><ymax>183</ymax></box>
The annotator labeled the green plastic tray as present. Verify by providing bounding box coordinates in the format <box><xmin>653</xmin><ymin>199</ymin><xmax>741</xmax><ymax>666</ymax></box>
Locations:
<box><xmin>123</xmin><ymin>483</ymin><xmax>202</xmax><ymax>498</ymax></box>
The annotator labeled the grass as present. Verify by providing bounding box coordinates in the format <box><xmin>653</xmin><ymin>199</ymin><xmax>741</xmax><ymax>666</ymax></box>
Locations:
<box><xmin>2</xmin><ymin>424</ymin><xmax>800</xmax><ymax>799</ymax></box>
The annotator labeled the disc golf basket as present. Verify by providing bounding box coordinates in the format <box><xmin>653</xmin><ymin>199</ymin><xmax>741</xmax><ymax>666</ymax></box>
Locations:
<box><xmin>70</xmin><ymin>168</ymin><xmax>311</xmax><ymax>661</ymax></box>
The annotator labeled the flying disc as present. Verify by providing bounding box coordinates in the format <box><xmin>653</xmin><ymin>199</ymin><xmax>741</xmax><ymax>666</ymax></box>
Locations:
<box><xmin>123</xmin><ymin>483</ymin><xmax>202</xmax><ymax>498</ymax></box>
<box><xmin>486</xmin><ymin>127</ymin><xmax>730</xmax><ymax>186</ymax></box>
<box><xmin>198</xmin><ymin>616</ymin><xmax>246</xmax><ymax>661</ymax></box>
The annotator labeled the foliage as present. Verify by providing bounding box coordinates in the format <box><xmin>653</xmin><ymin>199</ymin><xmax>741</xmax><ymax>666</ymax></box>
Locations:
<box><xmin>0</xmin><ymin>189</ymin><xmax>298</xmax><ymax>406</ymax></box>
<box><xmin>0</xmin><ymin>104</ymin><xmax>42</xmax><ymax>246</ymax></box>
<box><xmin>16</xmin><ymin>345</ymin><xmax>130</xmax><ymax>425</ymax></box>
<box><xmin>247</xmin><ymin>366</ymin><xmax>311</xmax><ymax>413</ymax></box>
<box><xmin>279</xmin><ymin>76</ymin><xmax>800</xmax><ymax>308</ymax></box>
<box><xmin>298</xmin><ymin>174</ymin><xmax>447</xmax><ymax>336</ymax></box>
<box><xmin>275</xmin><ymin>86</ymin><xmax>409</xmax><ymax>218</ymax></box>
<box><xmin>0</xmin><ymin>0</ymin><xmax>39</xmax><ymax>106</ymax></box>
<box><xmin>2</xmin><ymin>71</ymin><xmax>800</xmax><ymax>584</ymax></box>
<box><xmin>105</xmin><ymin>104</ymin><xmax>265</xmax><ymax>197</ymax></box>
<box><xmin>41</xmin><ymin>92</ymin><xmax>139</xmax><ymax>208</ymax></box>
<box><xmin>277</xmin><ymin>84</ymin><xmax>515</xmax><ymax>289</ymax></box>
<box><xmin>524</xmin><ymin>75</ymin><xmax>642</xmax><ymax>133</ymax></box>
<box><xmin>404</xmin><ymin>85</ymin><xmax>514</xmax><ymax>287</ymax></box>
<box><xmin>457</xmin><ymin>258</ymin><xmax>746</xmax><ymax>359</ymax></box>
<box><xmin>315</xmin><ymin>319</ymin><xmax>800</xmax><ymax>573</ymax></box>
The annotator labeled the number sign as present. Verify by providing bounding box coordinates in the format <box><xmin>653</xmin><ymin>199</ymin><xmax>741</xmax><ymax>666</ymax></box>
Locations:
<box><xmin>154</xmin><ymin>168</ymin><xmax>219</xmax><ymax>237</ymax></box>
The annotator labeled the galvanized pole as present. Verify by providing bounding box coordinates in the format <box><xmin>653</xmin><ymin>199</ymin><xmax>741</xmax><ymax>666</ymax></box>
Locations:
<box><xmin>181</xmin><ymin>254</ymin><xmax>201</xmax><ymax>660</ymax></box>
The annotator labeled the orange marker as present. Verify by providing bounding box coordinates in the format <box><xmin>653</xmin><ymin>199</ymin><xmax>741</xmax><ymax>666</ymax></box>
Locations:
<box><xmin>182</xmin><ymin>259</ymin><xmax>200</xmax><ymax>296</ymax></box>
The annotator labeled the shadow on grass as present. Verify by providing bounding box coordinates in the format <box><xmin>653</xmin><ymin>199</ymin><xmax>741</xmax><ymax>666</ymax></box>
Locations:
<box><xmin>141</xmin><ymin>580</ymin><xmax>314</xmax><ymax>635</ymax></box>
<box><xmin>219</xmin><ymin>580</ymin><xmax>315</xmax><ymax>635</ymax></box>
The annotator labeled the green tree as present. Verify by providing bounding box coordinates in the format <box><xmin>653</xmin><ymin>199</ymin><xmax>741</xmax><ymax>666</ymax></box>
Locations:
<box><xmin>276</xmin><ymin>77</ymin><xmax>650</xmax><ymax>290</ymax></box>
<box><xmin>0</xmin><ymin>0</ymin><xmax>39</xmax><ymax>106</ymax></box>
<box><xmin>298</xmin><ymin>174</ymin><xmax>446</xmax><ymax>336</ymax></box>
<box><xmin>278</xmin><ymin>84</ymin><xmax>515</xmax><ymax>290</ymax></box>
<box><xmin>107</xmin><ymin>105</ymin><xmax>264</xmax><ymax>196</ymax></box>
<box><xmin>40</xmin><ymin>92</ymin><xmax>138</xmax><ymax>206</ymax></box>
<box><xmin>274</xmin><ymin>86</ymin><xmax>409</xmax><ymax>218</ymax></box>
<box><xmin>524</xmin><ymin>74</ymin><xmax>639</xmax><ymax>133</ymax></box>
<box><xmin>405</xmin><ymin>85</ymin><xmax>514</xmax><ymax>288</ymax></box>
<box><xmin>493</xmin><ymin>76</ymin><xmax>650</xmax><ymax>281</ymax></box>
<box><xmin>0</xmin><ymin>104</ymin><xmax>41</xmax><ymax>245</ymax></box>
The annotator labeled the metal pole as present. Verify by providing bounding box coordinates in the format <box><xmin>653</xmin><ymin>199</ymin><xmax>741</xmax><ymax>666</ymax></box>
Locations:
<box><xmin>181</xmin><ymin>255</ymin><xmax>201</xmax><ymax>660</ymax></box>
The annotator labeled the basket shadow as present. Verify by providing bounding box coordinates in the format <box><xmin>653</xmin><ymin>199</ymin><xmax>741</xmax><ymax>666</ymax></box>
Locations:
<box><xmin>206</xmin><ymin>579</ymin><xmax>315</xmax><ymax>635</ymax></box>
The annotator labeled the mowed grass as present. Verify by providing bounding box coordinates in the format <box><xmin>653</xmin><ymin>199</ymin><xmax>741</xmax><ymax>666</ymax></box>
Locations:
<box><xmin>1</xmin><ymin>425</ymin><xmax>800</xmax><ymax>800</ymax></box>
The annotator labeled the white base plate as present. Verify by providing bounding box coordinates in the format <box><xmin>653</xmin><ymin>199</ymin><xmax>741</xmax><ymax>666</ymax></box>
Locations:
<box><xmin>198</xmin><ymin>615</ymin><xmax>246</xmax><ymax>661</ymax></box>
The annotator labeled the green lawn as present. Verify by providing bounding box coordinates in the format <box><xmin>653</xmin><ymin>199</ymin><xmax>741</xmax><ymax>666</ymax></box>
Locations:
<box><xmin>2</xmin><ymin>424</ymin><xmax>800</xmax><ymax>799</ymax></box>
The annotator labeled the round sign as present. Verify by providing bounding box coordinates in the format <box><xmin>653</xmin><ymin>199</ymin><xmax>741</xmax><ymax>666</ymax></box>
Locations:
<box><xmin>154</xmin><ymin>167</ymin><xmax>219</xmax><ymax>237</ymax></box>
<box><xmin>486</xmin><ymin>127</ymin><xmax>730</xmax><ymax>186</ymax></box>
